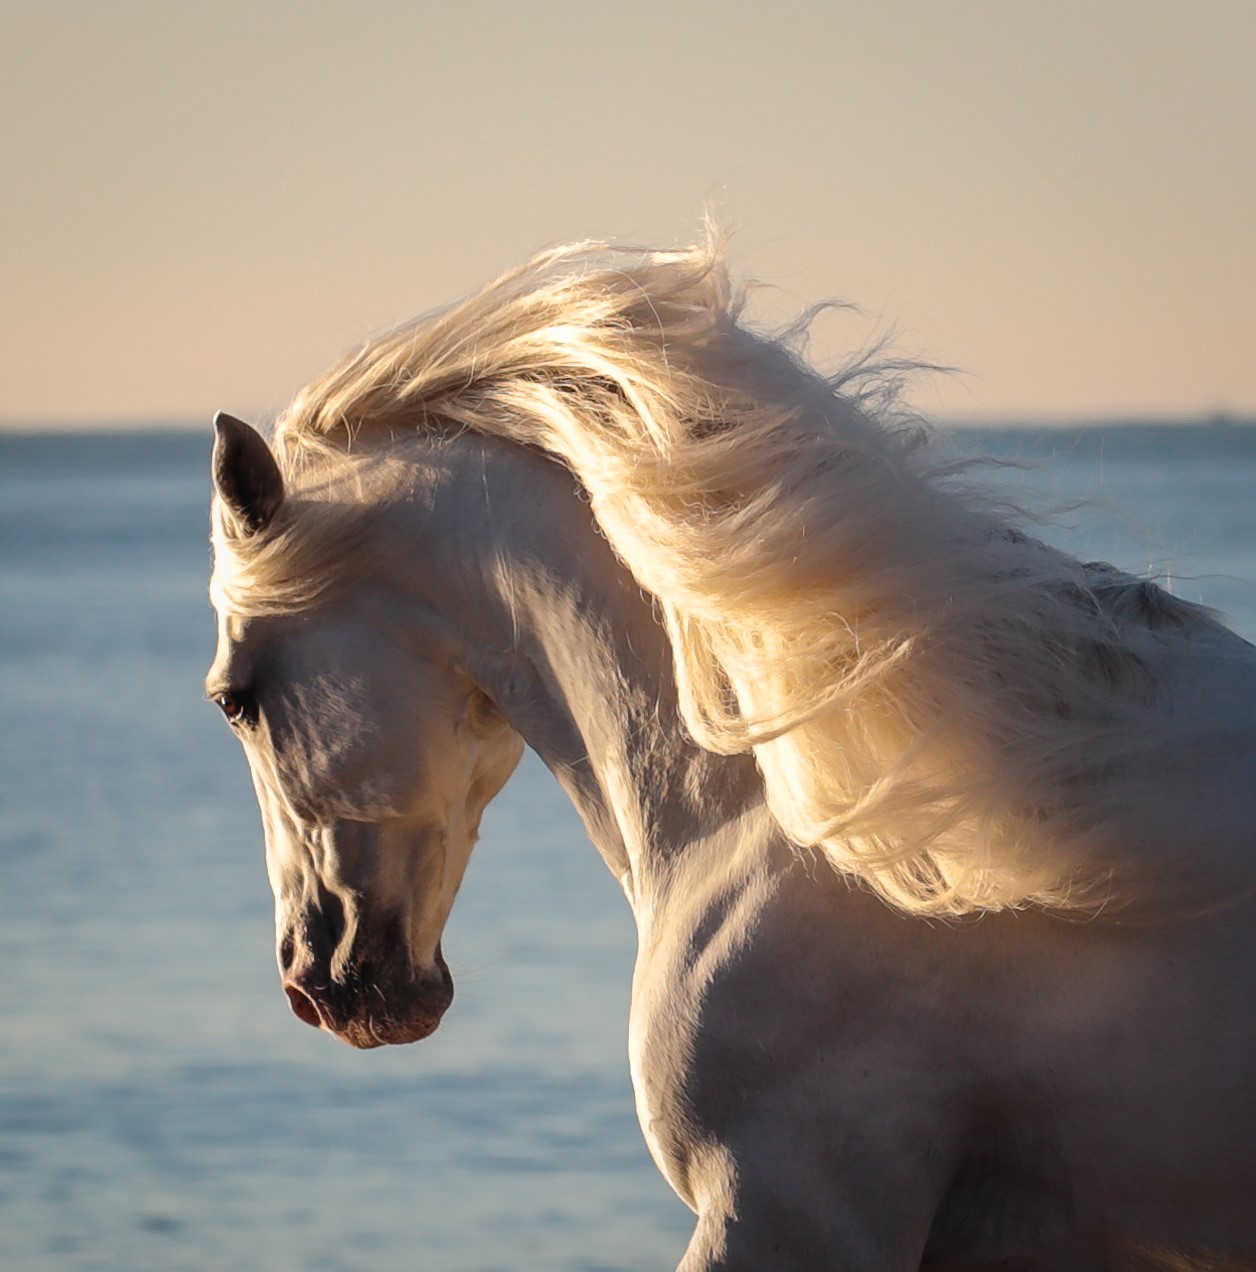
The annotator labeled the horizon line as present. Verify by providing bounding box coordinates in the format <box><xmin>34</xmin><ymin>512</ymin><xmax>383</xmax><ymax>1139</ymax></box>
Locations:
<box><xmin>3</xmin><ymin>410</ymin><xmax>1255</xmax><ymax>436</ymax></box>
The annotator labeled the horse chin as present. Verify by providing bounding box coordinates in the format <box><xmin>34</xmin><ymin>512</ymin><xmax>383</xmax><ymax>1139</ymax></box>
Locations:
<box><xmin>335</xmin><ymin>961</ymin><xmax>454</xmax><ymax>1049</ymax></box>
<box><xmin>333</xmin><ymin>1007</ymin><xmax>447</xmax><ymax>1050</ymax></box>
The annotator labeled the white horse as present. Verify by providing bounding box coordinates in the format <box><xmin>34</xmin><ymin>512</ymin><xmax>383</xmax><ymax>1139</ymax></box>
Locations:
<box><xmin>206</xmin><ymin>237</ymin><xmax>1256</xmax><ymax>1270</ymax></box>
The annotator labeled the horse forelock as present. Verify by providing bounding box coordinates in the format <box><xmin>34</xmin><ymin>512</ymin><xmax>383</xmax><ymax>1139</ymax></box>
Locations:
<box><xmin>209</xmin><ymin>455</ymin><xmax>395</xmax><ymax>620</ymax></box>
<box><xmin>220</xmin><ymin>231</ymin><xmax>1227</xmax><ymax>916</ymax></box>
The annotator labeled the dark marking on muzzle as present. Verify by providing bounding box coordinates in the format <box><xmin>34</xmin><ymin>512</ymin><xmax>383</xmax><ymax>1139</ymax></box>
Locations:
<box><xmin>280</xmin><ymin>910</ymin><xmax>453</xmax><ymax>1048</ymax></box>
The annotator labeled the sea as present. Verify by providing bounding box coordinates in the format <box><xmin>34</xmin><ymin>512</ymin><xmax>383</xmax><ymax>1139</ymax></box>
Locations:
<box><xmin>2</xmin><ymin>423</ymin><xmax>1255</xmax><ymax>1272</ymax></box>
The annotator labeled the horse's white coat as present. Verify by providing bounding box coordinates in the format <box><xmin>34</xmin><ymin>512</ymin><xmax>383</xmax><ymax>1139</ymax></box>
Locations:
<box><xmin>209</xmin><ymin>420</ymin><xmax>1256</xmax><ymax>1270</ymax></box>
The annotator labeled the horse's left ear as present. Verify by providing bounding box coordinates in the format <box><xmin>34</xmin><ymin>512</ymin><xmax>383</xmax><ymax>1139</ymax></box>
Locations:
<box><xmin>212</xmin><ymin>411</ymin><xmax>285</xmax><ymax>534</ymax></box>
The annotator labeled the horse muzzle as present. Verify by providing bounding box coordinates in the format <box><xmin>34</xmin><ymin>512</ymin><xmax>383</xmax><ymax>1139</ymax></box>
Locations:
<box><xmin>281</xmin><ymin>933</ymin><xmax>455</xmax><ymax>1049</ymax></box>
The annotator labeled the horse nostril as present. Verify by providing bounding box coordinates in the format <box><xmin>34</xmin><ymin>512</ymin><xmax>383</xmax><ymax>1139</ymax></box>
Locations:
<box><xmin>284</xmin><ymin>983</ymin><xmax>323</xmax><ymax>1029</ymax></box>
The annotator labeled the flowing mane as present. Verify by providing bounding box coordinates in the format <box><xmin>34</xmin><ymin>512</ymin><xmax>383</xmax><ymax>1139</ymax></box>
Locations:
<box><xmin>212</xmin><ymin>232</ymin><xmax>1221</xmax><ymax>916</ymax></box>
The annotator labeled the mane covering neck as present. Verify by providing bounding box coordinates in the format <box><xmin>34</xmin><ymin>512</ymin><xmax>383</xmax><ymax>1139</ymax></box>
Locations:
<box><xmin>213</xmin><ymin>232</ymin><xmax>1221</xmax><ymax>915</ymax></box>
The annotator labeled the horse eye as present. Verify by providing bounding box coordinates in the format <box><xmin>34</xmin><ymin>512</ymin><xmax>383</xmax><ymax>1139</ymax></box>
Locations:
<box><xmin>215</xmin><ymin>691</ymin><xmax>251</xmax><ymax>723</ymax></box>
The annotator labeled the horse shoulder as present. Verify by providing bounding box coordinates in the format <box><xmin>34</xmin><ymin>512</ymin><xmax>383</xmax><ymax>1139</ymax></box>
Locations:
<box><xmin>630</xmin><ymin>831</ymin><xmax>977</xmax><ymax>1267</ymax></box>
<box><xmin>633</xmin><ymin>827</ymin><xmax>1256</xmax><ymax>1268</ymax></box>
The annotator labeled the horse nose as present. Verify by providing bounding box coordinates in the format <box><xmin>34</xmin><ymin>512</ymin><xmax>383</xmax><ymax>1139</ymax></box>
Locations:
<box><xmin>284</xmin><ymin>981</ymin><xmax>324</xmax><ymax>1029</ymax></box>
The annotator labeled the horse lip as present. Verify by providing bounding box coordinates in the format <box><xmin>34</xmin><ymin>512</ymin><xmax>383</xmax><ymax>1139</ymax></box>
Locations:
<box><xmin>333</xmin><ymin>1001</ymin><xmax>449</xmax><ymax>1049</ymax></box>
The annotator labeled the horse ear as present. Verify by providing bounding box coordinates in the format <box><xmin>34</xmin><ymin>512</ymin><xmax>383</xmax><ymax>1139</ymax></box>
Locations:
<box><xmin>212</xmin><ymin>411</ymin><xmax>284</xmax><ymax>533</ymax></box>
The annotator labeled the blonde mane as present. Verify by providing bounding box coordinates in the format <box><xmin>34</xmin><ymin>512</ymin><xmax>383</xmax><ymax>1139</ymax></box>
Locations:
<box><xmin>214</xmin><ymin>233</ymin><xmax>1219</xmax><ymax>915</ymax></box>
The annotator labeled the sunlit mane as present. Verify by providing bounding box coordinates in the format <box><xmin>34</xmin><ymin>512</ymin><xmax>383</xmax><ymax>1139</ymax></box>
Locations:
<box><xmin>212</xmin><ymin>232</ymin><xmax>1221</xmax><ymax>915</ymax></box>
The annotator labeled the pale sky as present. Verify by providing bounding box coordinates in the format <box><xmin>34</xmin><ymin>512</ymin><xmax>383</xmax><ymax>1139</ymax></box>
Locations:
<box><xmin>3</xmin><ymin>0</ymin><xmax>1254</xmax><ymax>427</ymax></box>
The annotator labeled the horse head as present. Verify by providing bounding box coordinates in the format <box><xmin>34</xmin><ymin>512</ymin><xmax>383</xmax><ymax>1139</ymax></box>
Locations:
<box><xmin>206</xmin><ymin>414</ymin><xmax>524</xmax><ymax>1047</ymax></box>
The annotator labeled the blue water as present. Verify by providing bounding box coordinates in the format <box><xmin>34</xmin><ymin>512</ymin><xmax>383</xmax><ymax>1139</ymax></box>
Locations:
<box><xmin>1</xmin><ymin>424</ymin><xmax>1255</xmax><ymax>1271</ymax></box>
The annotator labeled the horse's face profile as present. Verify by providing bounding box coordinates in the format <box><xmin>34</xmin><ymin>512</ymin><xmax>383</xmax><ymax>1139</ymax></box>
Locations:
<box><xmin>206</xmin><ymin>417</ymin><xmax>524</xmax><ymax>1048</ymax></box>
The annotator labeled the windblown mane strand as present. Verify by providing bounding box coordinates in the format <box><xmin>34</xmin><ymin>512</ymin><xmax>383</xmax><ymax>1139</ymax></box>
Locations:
<box><xmin>220</xmin><ymin>233</ymin><xmax>1217</xmax><ymax>915</ymax></box>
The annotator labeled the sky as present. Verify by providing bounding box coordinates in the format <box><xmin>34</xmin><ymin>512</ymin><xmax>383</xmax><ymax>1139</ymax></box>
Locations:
<box><xmin>3</xmin><ymin>0</ymin><xmax>1254</xmax><ymax>427</ymax></box>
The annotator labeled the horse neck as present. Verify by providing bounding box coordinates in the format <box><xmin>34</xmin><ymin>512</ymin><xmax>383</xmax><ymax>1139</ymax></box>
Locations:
<box><xmin>395</xmin><ymin>435</ymin><xmax>767</xmax><ymax>907</ymax></box>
